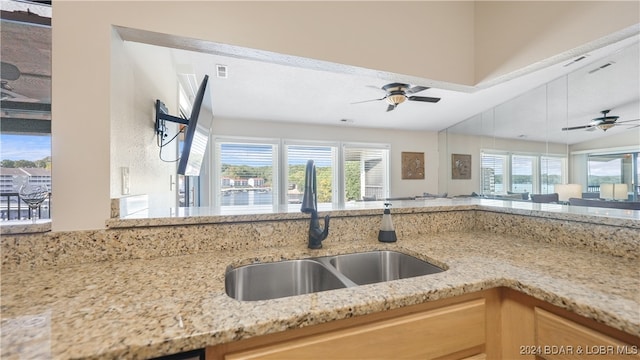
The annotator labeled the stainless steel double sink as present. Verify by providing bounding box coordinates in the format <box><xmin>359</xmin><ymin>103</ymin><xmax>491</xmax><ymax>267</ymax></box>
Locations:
<box><xmin>225</xmin><ymin>250</ymin><xmax>445</xmax><ymax>301</ymax></box>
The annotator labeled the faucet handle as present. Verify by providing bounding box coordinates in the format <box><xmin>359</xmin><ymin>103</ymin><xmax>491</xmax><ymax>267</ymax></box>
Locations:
<box><xmin>308</xmin><ymin>214</ymin><xmax>330</xmax><ymax>249</ymax></box>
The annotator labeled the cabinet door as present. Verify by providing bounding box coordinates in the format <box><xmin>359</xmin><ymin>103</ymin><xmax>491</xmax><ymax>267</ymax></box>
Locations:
<box><xmin>535</xmin><ymin>307</ymin><xmax>640</xmax><ymax>360</ymax></box>
<box><xmin>226</xmin><ymin>299</ymin><xmax>486</xmax><ymax>360</ymax></box>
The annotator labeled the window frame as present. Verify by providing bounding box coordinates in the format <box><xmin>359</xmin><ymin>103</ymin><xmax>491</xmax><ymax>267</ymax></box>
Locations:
<box><xmin>210</xmin><ymin>136</ymin><xmax>281</xmax><ymax>212</ymax></box>
<box><xmin>282</xmin><ymin>139</ymin><xmax>340</xmax><ymax>211</ymax></box>
<box><xmin>342</xmin><ymin>142</ymin><xmax>391</xmax><ymax>204</ymax></box>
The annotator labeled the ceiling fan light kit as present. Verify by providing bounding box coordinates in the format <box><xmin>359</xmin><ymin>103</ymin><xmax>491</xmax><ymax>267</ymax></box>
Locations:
<box><xmin>386</xmin><ymin>93</ymin><xmax>406</xmax><ymax>106</ymax></box>
<box><xmin>561</xmin><ymin>109</ymin><xmax>639</xmax><ymax>132</ymax></box>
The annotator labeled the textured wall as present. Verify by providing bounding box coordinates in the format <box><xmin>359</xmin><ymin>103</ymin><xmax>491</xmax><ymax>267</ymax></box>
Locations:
<box><xmin>2</xmin><ymin>209</ymin><xmax>636</xmax><ymax>273</ymax></box>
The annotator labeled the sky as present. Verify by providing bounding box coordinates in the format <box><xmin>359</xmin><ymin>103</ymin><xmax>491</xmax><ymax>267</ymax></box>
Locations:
<box><xmin>0</xmin><ymin>134</ymin><xmax>51</xmax><ymax>161</ymax></box>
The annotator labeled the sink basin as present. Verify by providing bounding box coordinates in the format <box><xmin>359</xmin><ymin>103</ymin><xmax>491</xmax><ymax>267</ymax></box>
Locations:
<box><xmin>327</xmin><ymin>250</ymin><xmax>444</xmax><ymax>285</ymax></box>
<box><xmin>225</xmin><ymin>251</ymin><xmax>445</xmax><ymax>301</ymax></box>
<box><xmin>225</xmin><ymin>259</ymin><xmax>347</xmax><ymax>301</ymax></box>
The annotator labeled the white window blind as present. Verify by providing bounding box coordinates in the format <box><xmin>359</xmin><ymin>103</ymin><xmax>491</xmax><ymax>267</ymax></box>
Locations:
<box><xmin>481</xmin><ymin>153</ymin><xmax>506</xmax><ymax>194</ymax></box>
<box><xmin>212</xmin><ymin>138</ymin><xmax>390</xmax><ymax>210</ymax></box>
<box><xmin>285</xmin><ymin>144</ymin><xmax>336</xmax><ymax>208</ymax></box>
<box><xmin>215</xmin><ymin>141</ymin><xmax>278</xmax><ymax>211</ymax></box>
<box><xmin>343</xmin><ymin>145</ymin><xmax>389</xmax><ymax>201</ymax></box>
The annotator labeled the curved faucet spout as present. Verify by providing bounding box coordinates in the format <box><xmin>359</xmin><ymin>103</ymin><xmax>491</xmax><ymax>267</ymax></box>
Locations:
<box><xmin>301</xmin><ymin>160</ymin><xmax>317</xmax><ymax>214</ymax></box>
<box><xmin>301</xmin><ymin>160</ymin><xmax>330</xmax><ymax>249</ymax></box>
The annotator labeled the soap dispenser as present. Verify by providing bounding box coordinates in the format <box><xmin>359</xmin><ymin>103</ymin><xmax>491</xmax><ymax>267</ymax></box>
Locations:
<box><xmin>378</xmin><ymin>202</ymin><xmax>397</xmax><ymax>242</ymax></box>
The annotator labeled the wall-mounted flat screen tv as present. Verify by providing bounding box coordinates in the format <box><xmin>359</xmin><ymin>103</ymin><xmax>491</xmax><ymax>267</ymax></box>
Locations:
<box><xmin>155</xmin><ymin>74</ymin><xmax>213</xmax><ymax>176</ymax></box>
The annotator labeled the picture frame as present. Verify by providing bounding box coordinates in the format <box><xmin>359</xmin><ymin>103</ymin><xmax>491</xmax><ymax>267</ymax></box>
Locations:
<box><xmin>452</xmin><ymin>154</ymin><xmax>471</xmax><ymax>179</ymax></box>
<box><xmin>401</xmin><ymin>152</ymin><xmax>425</xmax><ymax>179</ymax></box>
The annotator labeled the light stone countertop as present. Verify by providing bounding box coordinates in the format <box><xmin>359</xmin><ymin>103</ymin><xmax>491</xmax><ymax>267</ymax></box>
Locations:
<box><xmin>1</xmin><ymin>231</ymin><xmax>638</xmax><ymax>359</ymax></box>
<box><xmin>105</xmin><ymin>198</ymin><xmax>640</xmax><ymax>229</ymax></box>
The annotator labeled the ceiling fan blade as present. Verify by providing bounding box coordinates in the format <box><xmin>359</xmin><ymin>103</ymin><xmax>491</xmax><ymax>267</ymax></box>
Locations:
<box><xmin>616</xmin><ymin>118</ymin><xmax>640</xmax><ymax>123</ymax></box>
<box><xmin>408</xmin><ymin>96</ymin><xmax>441</xmax><ymax>103</ymax></box>
<box><xmin>351</xmin><ymin>96</ymin><xmax>386</xmax><ymax>104</ymax></box>
<box><xmin>366</xmin><ymin>85</ymin><xmax>386</xmax><ymax>93</ymax></box>
<box><xmin>406</xmin><ymin>85</ymin><xmax>429</xmax><ymax>94</ymax></box>
<box><xmin>561</xmin><ymin>125</ymin><xmax>594</xmax><ymax>131</ymax></box>
<box><xmin>386</xmin><ymin>104</ymin><xmax>396</xmax><ymax>112</ymax></box>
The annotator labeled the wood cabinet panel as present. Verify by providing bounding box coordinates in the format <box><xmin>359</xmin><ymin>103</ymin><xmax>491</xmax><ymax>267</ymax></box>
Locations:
<box><xmin>535</xmin><ymin>307</ymin><xmax>639</xmax><ymax>360</ymax></box>
<box><xmin>207</xmin><ymin>289</ymin><xmax>638</xmax><ymax>360</ymax></box>
<box><xmin>225</xmin><ymin>299</ymin><xmax>486</xmax><ymax>360</ymax></box>
<box><xmin>501</xmin><ymin>291</ymin><xmax>536</xmax><ymax>359</ymax></box>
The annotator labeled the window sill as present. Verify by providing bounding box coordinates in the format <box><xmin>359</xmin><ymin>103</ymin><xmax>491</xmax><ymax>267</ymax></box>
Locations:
<box><xmin>0</xmin><ymin>220</ymin><xmax>51</xmax><ymax>235</ymax></box>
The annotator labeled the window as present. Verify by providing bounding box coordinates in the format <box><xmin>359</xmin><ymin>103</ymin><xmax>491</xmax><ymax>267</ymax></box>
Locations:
<box><xmin>511</xmin><ymin>155</ymin><xmax>536</xmax><ymax>194</ymax></box>
<box><xmin>211</xmin><ymin>138</ymin><xmax>389</xmax><ymax>211</ymax></box>
<box><xmin>588</xmin><ymin>155</ymin><xmax>623</xmax><ymax>187</ymax></box>
<box><xmin>285</xmin><ymin>143</ymin><xmax>337</xmax><ymax>209</ymax></box>
<box><xmin>0</xmin><ymin>2</ymin><xmax>52</xmax><ymax>221</ymax></box>
<box><xmin>540</xmin><ymin>156</ymin><xmax>565</xmax><ymax>194</ymax></box>
<box><xmin>588</xmin><ymin>152</ymin><xmax>638</xmax><ymax>200</ymax></box>
<box><xmin>481</xmin><ymin>151</ymin><xmax>566</xmax><ymax>196</ymax></box>
<box><xmin>213</xmin><ymin>139</ymin><xmax>278</xmax><ymax>213</ymax></box>
<box><xmin>343</xmin><ymin>144</ymin><xmax>390</xmax><ymax>202</ymax></box>
<box><xmin>480</xmin><ymin>153</ymin><xmax>507</xmax><ymax>194</ymax></box>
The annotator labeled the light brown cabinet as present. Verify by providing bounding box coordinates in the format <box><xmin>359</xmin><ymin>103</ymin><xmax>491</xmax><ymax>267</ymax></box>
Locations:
<box><xmin>501</xmin><ymin>289</ymin><xmax>639</xmax><ymax>360</ymax></box>
<box><xmin>534</xmin><ymin>307</ymin><xmax>639</xmax><ymax>360</ymax></box>
<box><xmin>207</xmin><ymin>288</ymin><xmax>639</xmax><ymax>360</ymax></box>
<box><xmin>225</xmin><ymin>299</ymin><xmax>485</xmax><ymax>360</ymax></box>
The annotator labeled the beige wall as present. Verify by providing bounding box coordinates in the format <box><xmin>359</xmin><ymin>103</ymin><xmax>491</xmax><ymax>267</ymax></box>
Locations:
<box><xmin>475</xmin><ymin>1</ymin><xmax>640</xmax><ymax>83</ymax></box>
<box><xmin>52</xmin><ymin>1</ymin><xmax>639</xmax><ymax>230</ymax></box>
<box><xmin>110</xmin><ymin>33</ymin><xmax>179</xmax><ymax>210</ymax></box>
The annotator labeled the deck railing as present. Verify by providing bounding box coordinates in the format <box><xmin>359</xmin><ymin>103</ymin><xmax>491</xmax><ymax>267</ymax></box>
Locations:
<box><xmin>0</xmin><ymin>192</ymin><xmax>51</xmax><ymax>221</ymax></box>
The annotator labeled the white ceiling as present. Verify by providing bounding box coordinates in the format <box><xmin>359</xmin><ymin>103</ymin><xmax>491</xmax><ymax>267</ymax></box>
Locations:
<box><xmin>122</xmin><ymin>28</ymin><xmax>640</xmax><ymax>145</ymax></box>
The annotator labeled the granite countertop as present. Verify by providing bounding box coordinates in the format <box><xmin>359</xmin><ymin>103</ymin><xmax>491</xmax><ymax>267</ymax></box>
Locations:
<box><xmin>1</xmin><ymin>231</ymin><xmax>638</xmax><ymax>359</ymax></box>
<box><xmin>105</xmin><ymin>198</ymin><xmax>640</xmax><ymax>229</ymax></box>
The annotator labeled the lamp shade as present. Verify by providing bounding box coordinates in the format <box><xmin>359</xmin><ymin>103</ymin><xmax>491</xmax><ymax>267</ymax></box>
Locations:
<box><xmin>600</xmin><ymin>183</ymin><xmax>614</xmax><ymax>199</ymax></box>
<box><xmin>600</xmin><ymin>183</ymin><xmax>628</xmax><ymax>200</ymax></box>
<box><xmin>386</xmin><ymin>94</ymin><xmax>406</xmax><ymax>105</ymax></box>
<box><xmin>614</xmin><ymin>183</ymin><xmax>628</xmax><ymax>200</ymax></box>
<box><xmin>555</xmin><ymin>184</ymin><xmax>582</xmax><ymax>202</ymax></box>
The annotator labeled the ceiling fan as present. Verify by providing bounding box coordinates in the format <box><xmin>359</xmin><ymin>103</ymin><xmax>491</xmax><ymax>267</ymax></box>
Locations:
<box><xmin>561</xmin><ymin>110</ymin><xmax>640</xmax><ymax>132</ymax></box>
<box><xmin>352</xmin><ymin>83</ymin><xmax>441</xmax><ymax>112</ymax></box>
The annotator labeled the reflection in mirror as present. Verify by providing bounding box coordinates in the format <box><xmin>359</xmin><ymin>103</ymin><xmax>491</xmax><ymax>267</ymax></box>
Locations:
<box><xmin>441</xmin><ymin>38</ymin><xmax>639</xmax><ymax>206</ymax></box>
<box><xmin>0</xmin><ymin>2</ymin><xmax>52</xmax><ymax>229</ymax></box>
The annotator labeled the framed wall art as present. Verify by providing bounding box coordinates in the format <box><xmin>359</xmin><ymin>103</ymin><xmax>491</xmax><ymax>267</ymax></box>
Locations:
<box><xmin>452</xmin><ymin>154</ymin><xmax>471</xmax><ymax>180</ymax></box>
<box><xmin>401</xmin><ymin>152</ymin><xmax>425</xmax><ymax>179</ymax></box>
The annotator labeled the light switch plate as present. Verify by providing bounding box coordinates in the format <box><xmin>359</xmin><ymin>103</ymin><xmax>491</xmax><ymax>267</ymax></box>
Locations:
<box><xmin>121</xmin><ymin>167</ymin><xmax>130</xmax><ymax>195</ymax></box>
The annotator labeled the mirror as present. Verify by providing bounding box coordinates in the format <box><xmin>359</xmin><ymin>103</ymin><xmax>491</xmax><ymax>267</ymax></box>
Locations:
<box><xmin>440</xmin><ymin>37</ymin><xmax>640</xmax><ymax>204</ymax></box>
<box><xmin>113</xmin><ymin>26</ymin><xmax>639</xmax><ymax>220</ymax></box>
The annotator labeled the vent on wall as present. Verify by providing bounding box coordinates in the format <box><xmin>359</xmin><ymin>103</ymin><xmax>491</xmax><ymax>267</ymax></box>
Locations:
<box><xmin>216</xmin><ymin>64</ymin><xmax>228</xmax><ymax>78</ymax></box>
<box><xmin>563</xmin><ymin>55</ymin><xmax>588</xmax><ymax>67</ymax></box>
<box><xmin>588</xmin><ymin>61</ymin><xmax>615</xmax><ymax>74</ymax></box>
